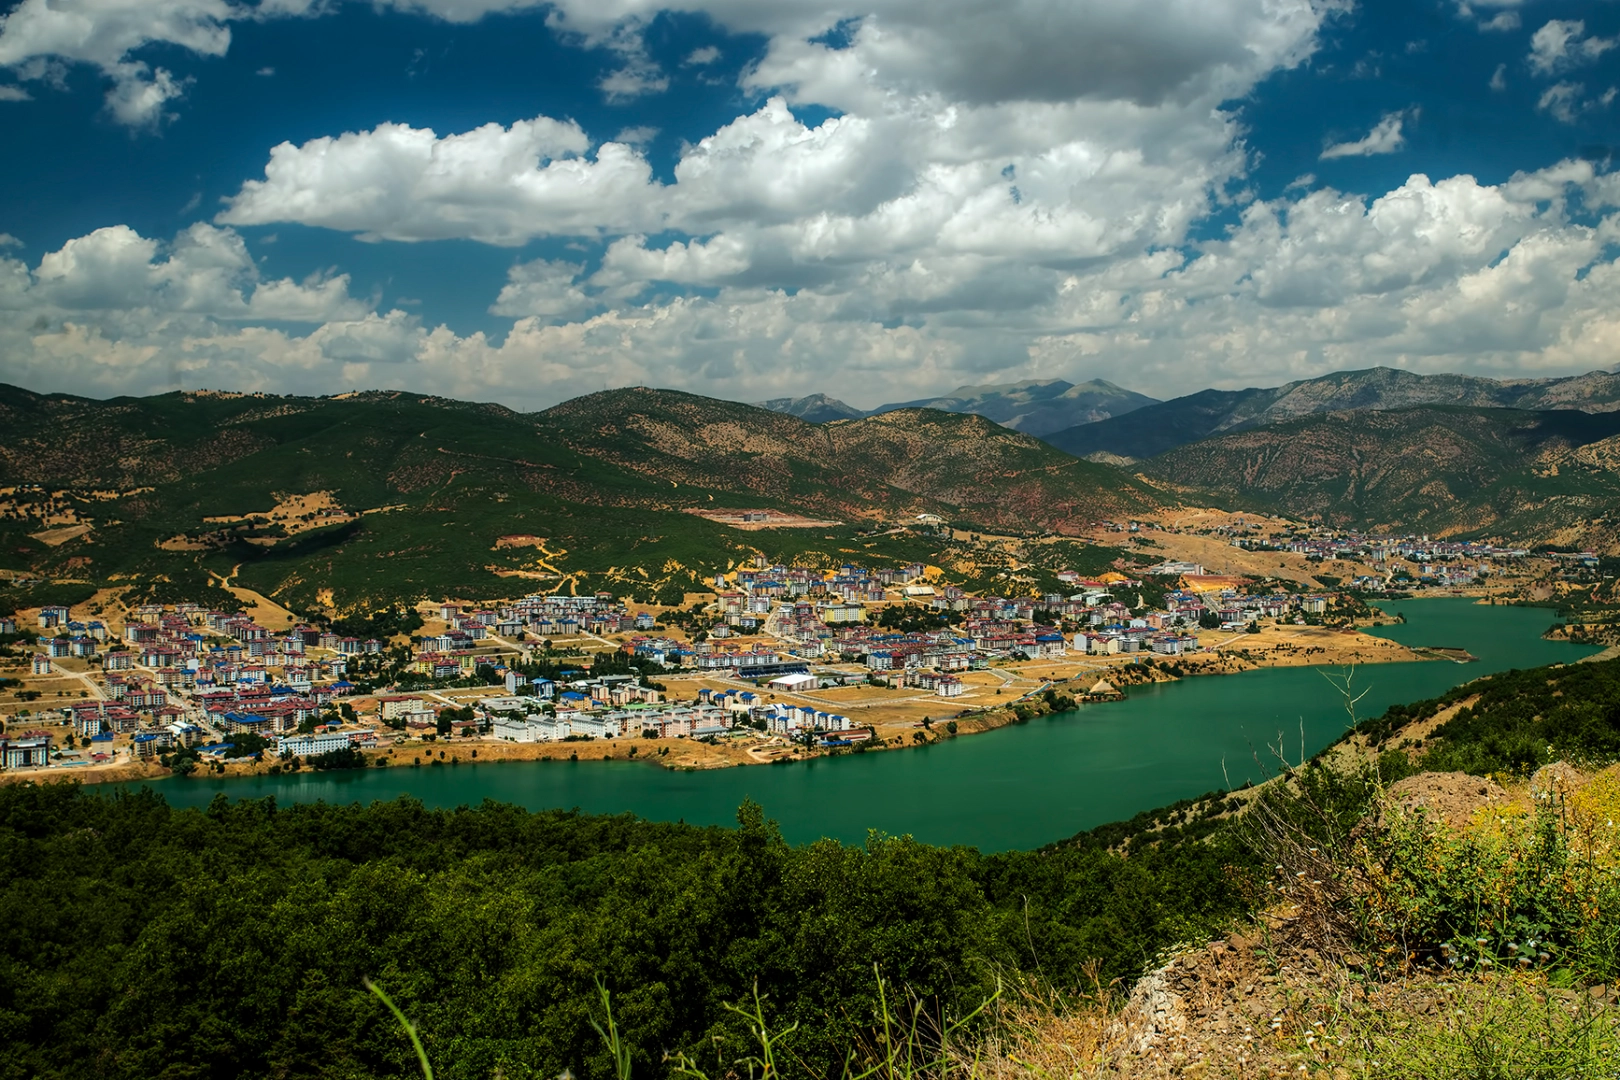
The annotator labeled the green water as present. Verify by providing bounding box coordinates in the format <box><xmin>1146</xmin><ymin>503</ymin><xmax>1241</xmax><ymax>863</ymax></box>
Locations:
<box><xmin>126</xmin><ymin>600</ymin><xmax>1594</xmax><ymax>851</ymax></box>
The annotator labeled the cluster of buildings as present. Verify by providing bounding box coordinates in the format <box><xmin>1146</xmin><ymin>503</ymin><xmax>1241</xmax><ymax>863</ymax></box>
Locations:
<box><xmin>5</xmin><ymin>540</ymin><xmax>1403</xmax><ymax>772</ymax></box>
<box><xmin>1225</xmin><ymin>529</ymin><xmax>1530</xmax><ymax>576</ymax></box>
<box><xmin>413</xmin><ymin>595</ymin><xmax>646</xmax><ymax>676</ymax></box>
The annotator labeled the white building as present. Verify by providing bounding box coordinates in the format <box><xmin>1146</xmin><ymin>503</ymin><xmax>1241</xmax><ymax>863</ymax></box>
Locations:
<box><xmin>570</xmin><ymin>715</ymin><xmax>622</xmax><ymax>740</ymax></box>
<box><xmin>276</xmin><ymin>731</ymin><xmax>355</xmax><ymax>757</ymax></box>
<box><xmin>491</xmin><ymin>715</ymin><xmax>570</xmax><ymax>742</ymax></box>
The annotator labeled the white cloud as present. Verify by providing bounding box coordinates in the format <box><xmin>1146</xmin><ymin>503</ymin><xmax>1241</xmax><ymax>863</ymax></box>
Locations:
<box><xmin>595</xmin><ymin>234</ymin><xmax>754</xmax><ymax>287</ymax></box>
<box><xmin>13</xmin><ymin>223</ymin><xmax>367</xmax><ymax>323</ymax></box>
<box><xmin>1320</xmin><ymin>111</ymin><xmax>1409</xmax><ymax>159</ymax></box>
<box><xmin>217</xmin><ymin>116</ymin><xmax>663</xmax><ymax>244</ymax></box>
<box><xmin>17</xmin><ymin>0</ymin><xmax>1620</xmax><ymax>409</ymax></box>
<box><xmin>591</xmin><ymin>23</ymin><xmax>668</xmax><ymax>102</ymax></box>
<box><xmin>1478</xmin><ymin>11</ymin><xmax>1519</xmax><ymax>32</ymax></box>
<box><xmin>1490</xmin><ymin>62</ymin><xmax>1507</xmax><ymax>90</ymax></box>
<box><xmin>1539</xmin><ymin>81</ymin><xmax>1584</xmax><ymax>122</ymax></box>
<box><xmin>102</xmin><ymin>61</ymin><xmax>189</xmax><ymax>128</ymax></box>
<box><xmin>0</xmin><ymin>0</ymin><xmax>227</xmax><ymax>126</ymax></box>
<box><xmin>0</xmin><ymin>83</ymin><xmax>31</xmax><ymax>101</ymax></box>
<box><xmin>684</xmin><ymin>45</ymin><xmax>721</xmax><ymax>65</ymax></box>
<box><xmin>599</xmin><ymin>64</ymin><xmax>669</xmax><ymax>101</ymax></box>
<box><xmin>613</xmin><ymin>125</ymin><xmax>659</xmax><ymax>146</ymax></box>
<box><xmin>13</xmin><ymin>162</ymin><xmax>1620</xmax><ymax>412</ymax></box>
<box><xmin>1529</xmin><ymin>19</ymin><xmax>1617</xmax><ymax>77</ymax></box>
<box><xmin>1536</xmin><ymin>80</ymin><xmax>1616</xmax><ymax>124</ymax></box>
<box><xmin>488</xmin><ymin>259</ymin><xmax>596</xmax><ymax>319</ymax></box>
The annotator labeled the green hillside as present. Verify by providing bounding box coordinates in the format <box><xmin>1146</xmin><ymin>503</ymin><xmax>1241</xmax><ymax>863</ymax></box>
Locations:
<box><xmin>1137</xmin><ymin>404</ymin><xmax>1620</xmax><ymax>539</ymax></box>
<box><xmin>0</xmin><ymin>384</ymin><xmax>1148</xmax><ymax>615</ymax></box>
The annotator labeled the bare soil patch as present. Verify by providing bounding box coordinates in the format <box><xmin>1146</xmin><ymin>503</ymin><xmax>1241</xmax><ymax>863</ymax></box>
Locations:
<box><xmin>683</xmin><ymin>507</ymin><xmax>844</xmax><ymax>530</ymax></box>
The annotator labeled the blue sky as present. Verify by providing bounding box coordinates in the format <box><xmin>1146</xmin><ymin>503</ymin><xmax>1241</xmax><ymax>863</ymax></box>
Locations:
<box><xmin>2</xmin><ymin>0</ymin><xmax>1619</xmax><ymax>410</ymax></box>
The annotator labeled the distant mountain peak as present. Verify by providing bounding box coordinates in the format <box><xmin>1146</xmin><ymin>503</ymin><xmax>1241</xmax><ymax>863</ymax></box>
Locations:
<box><xmin>754</xmin><ymin>393</ymin><xmax>866</xmax><ymax>424</ymax></box>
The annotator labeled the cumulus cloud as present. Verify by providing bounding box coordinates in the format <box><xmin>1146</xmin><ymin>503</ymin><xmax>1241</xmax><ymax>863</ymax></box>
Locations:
<box><xmin>1529</xmin><ymin>19</ymin><xmax>1617</xmax><ymax>77</ymax></box>
<box><xmin>17</xmin><ymin>0</ymin><xmax>1620</xmax><ymax>409</ymax></box>
<box><xmin>0</xmin><ymin>0</ymin><xmax>229</xmax><ymax>126</ymax></box>
<box><xmin>1320</xmin><ymin>111</ymin><xmax>1409</xmax><ymax>159</ymax></box>
<box><xmin>8</xmin><ymin>222</ymin><xmax>367</xmax><ymax>323</ymax></box>
<box><xmin>217</xmin><ymin>116</ymin><xmax>662</xmax><ymax>243</ymax></box>
<box><xmin>591</xmin><ymin>24</ymin><xmax>669</xmax><ymax>102</ymax></box>
<box><xmin>488</xmin><ymin>259</ymin><xmax>596</xmax><ymax>319</ymax></box>
<box><xmin>13</xmin><ymin>162</ymin><xmax>1620</xmax><ymax>411</ymax></box>
<box><xmin>102</xmin><ymin>61</ymin><xmax>190</xmax><ymax>128</ymax></box>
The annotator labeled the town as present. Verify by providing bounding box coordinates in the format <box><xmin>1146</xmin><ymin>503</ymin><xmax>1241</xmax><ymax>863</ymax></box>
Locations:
<box><xmin>0</xmin><ymin>530</ymin><xmax>1551</xmax><ymax>778</ymax></box>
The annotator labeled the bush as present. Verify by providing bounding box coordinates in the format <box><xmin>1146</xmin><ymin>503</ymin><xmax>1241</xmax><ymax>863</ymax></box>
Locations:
<box><xmin>1354</xmin><ymin>779</ymin><xmax>1620</xmax><ymax>983</ymax></box>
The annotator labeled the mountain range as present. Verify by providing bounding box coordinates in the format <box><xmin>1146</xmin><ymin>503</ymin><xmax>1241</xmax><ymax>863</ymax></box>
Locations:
<box><xmin>758</xmin><ymin>378</ymin><xmax>1159</xmax><ymax>436</ymax></box>
<box><xmin>9</xmin><ymin>363</ymin><xmax>1620</xmax><ymax>617</ymax></box>
<box><xmin>0</xmin><ymin>383</ymin><xmax>1149</xmax><ymax>614</ymax></box>
<box><xmin>1139</xmin><ymin>405</ymin><xmax>1620</xmax><ymax>542</ymax></box>
<box><xmin>1043</xmin><ymin>366</ymin><xmax>1620</xmax><ymax>461</ymax></box>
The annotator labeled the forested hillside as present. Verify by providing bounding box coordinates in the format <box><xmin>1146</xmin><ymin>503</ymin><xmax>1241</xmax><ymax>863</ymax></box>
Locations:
<box><xmin>0</xmin><ymin>787</ymin><xmax>1249</xmax><ymax>1080</ymax></box>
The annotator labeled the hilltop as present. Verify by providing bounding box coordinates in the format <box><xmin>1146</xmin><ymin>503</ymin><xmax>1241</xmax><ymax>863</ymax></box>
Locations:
<box><xmin>539</xmin><ymin>386</ymin><xmax>1155</xmax><ymax>528</ymax></box>
<box><xmin>1045</xmin><ymin>366</ymin><xmax>1620</xmax><ymax>460</ymax></box>
<box><xmin>757</xmin><ymin>378</ymin><xmax>1160</xmax><ymax>436</ymax></box>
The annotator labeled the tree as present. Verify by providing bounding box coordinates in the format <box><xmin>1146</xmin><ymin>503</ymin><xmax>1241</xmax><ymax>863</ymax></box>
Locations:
<box><xmin>1198</xmin><ymin>610</ymin><xmax>1220</xmax><ymax>630</ymax></box>
<box><xmin>224</xmin><ymin>732</ymin><xmax>269</xmax><ymax>759</ymax></box>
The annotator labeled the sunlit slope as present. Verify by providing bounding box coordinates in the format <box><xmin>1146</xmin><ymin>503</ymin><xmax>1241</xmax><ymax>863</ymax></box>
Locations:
<box><xmin>0</xmin><ymin>383</ymin><xmax>1154</xmax><ymax>611</ymax></box>
<box><xmin>1138</xmin><ymin>404</ymin><xmax>1620</xmax><ymax>539</ymax></box>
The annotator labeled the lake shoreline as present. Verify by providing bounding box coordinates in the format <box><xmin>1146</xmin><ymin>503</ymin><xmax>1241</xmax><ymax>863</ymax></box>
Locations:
<box><xmin>48</xmin><ymin>600</ymin><xmax>1596</xmax><ymax>852</ymax></box>
<box><xmin>4</xmin><ymin>622</ymin><xmax>1433</xmax><ymax>788</ymax></box>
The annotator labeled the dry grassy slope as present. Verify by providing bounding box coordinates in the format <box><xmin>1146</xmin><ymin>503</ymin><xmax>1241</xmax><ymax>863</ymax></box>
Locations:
<box><xmin>1139</xmin><ymin>405</ymin><xmax>1620</xmax><ymax>536</ymax></box>
<box><xmin>539</xmin><ymin>387</ymin><xmax>1154</xmax><ymax>531</ymax></box>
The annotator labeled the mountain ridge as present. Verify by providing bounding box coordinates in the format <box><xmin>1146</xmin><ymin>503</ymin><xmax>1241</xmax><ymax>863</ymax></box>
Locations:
<box><xmin>1045</xmin><ymin>366</ymin><xmax>1620</xmax><ymax>460</ymax></box>
<box><xmin>1137</xmin><ymin>403</ymin><xmax>1620</xmax><ymax>542</ymax></box>
<box><xmin>756</xmin><ymin>378</ymin><xmax>1160</xmax><ymax>436</ymax></box>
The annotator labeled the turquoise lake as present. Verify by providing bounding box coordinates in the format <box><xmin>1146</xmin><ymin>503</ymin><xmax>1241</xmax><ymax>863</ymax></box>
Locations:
<box><xmin>124</xmin><ymin>599</ymin><xmax>1593</xmax><ymax>851</ymax></box>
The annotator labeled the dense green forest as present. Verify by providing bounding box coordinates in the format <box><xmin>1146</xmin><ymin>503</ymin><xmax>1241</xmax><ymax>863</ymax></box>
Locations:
<box><xmin>6</xmin><ymin>656</ymin><xmax>1620</xmax><ymax>1079</ymax></box>
<box><xmin>0</xmin><ymin>787</ymin><xmax>1250</xmax><ymax>1080</ymax></box>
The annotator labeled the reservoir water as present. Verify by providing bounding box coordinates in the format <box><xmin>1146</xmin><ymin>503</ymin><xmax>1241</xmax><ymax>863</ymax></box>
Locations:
<box><xmin>124</xmin><ymin>599</ymin><xmax>1596</xmax><ymax>851</ymax></box>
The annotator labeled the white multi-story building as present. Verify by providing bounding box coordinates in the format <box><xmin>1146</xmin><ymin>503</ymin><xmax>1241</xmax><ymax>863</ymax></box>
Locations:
<box><xmin>276</xmin><ymin>731</ymin><xmax>355</xmax><ymax>757</ymax></box>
